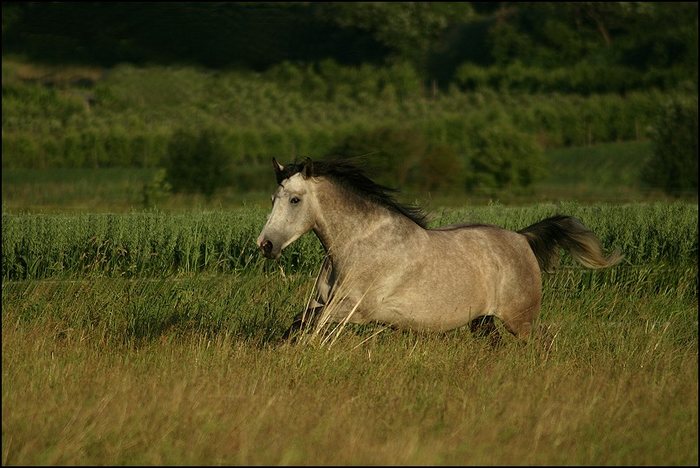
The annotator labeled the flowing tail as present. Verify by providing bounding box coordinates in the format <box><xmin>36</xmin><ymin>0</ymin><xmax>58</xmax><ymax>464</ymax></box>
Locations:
<box><xmin>518</xmin><ymin>215</ymin><xmax>623</xmax><ymax>272</ymax></box>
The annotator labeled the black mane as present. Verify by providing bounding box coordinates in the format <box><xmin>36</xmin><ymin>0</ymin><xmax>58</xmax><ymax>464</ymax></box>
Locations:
<box><xmin>280</xmin><ymin>158</ymin><xmax>429</xmax><ymax>229</ymax></box>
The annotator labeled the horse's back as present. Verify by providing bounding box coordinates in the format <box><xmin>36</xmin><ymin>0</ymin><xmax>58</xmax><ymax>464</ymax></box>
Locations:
<box><xmin>428</xmin><ymin>223</ymin><xmax>536</xmax><ymax>263</ymax></box>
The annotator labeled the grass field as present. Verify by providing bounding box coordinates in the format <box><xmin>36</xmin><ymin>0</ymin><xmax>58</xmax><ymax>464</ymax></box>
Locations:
<box><xmin>535</xmin><ymin>140</ymin><xmax>662</xmax><ymax>202</ymax></box>
<box><xmin>2</xmin><ymin>200</ymin><xmax>697</xmax><ymax>465</ymax></box>
<box><xmin>2</xmin><ymin>260</ymin><xmax>697</xmax><ymax>465</ymax></box>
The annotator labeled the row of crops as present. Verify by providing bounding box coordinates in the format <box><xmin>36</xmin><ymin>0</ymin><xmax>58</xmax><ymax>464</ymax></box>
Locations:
<box><xmin>3</xmin><ymin>56</ymin><xmax>695</xmax><ymax>169</ymax></box>
<box><xmin>3</xmin><ymin>89</ymin><xmax>684</xmax><ymax>169</ymax></box>
<box><xmin>3</xmin><ymin>202</ymin><xmax>697</xmax><ymax>281</ymax></box>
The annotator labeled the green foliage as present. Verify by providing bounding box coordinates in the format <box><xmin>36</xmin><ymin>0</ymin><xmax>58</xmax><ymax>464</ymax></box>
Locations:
<box><xmin>4</xmin><ymin>2</ymin><xmax>695</xmax><ymax>85</ymax></box>
<box><xmin>641</xmin><ymin>96</ymin><xmax>699</xmax><ymax>195</ymax></box>
<box><xmin>1</xmin><ymin>57</ymin><xmax>688</xmax><ymax>171</ymax></box>
<box><xmin>463</xmin><ymin>117</ymin><xmax>545</xmax><ymax>194</ymax></box>
<box><xmin>3</xmin><ymin>141</ymin><xmax>681</xmax><ymax>212</ymax></box>
<box><xmin>165</xmin><ymin>129</ymin><xmax>232</xmax><ymax>198</ymax></box>
<box><xmin>327</xmin><ymin>126</ymin><xmax>466</xmax><ymax>193</ymax></box>
<box><xmin>415</xmin><ymin>144</ymin><xmax>465</xmax><ymax>193</ymax></box>
<box><xmin>484</xmin><ymin>2</ymin><xmax>698</xmax><ymax>74</ymax></box>
<box><xmin>454</xmin><ymin>61</ymin><xmax>694</xmax><ymax>94</ymax></box>
<box><xmin>504</xmin><ymin>91</ymin><xmax>666</xmax><ymax>147</ymax></box>
<box><xmin>316</xmin><ymin>2</ymin><xmax>474</xmax><ymax>68</ymax></box>
<box><xmin>1</xmin><ymin>80</ymin><xmax>86</xmax><ymax>123</ymax></box>
<box><xmin>266</xmin><ymin>59</ymin><xmax>423</xmax><ymax>102</ymax></box>
<box><xmin>327</xmin><ymin>127</ymin><xmax>430</xmax><ymax>188</ymax></box>
<box><xmin>141</xmin><ymin>169</ymin><xmax>171</xmax><ymax>209</ymax></box>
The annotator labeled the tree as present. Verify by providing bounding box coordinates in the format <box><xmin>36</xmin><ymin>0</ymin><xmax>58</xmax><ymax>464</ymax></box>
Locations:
<box><xmin>165</xmin><ymin>129</ymin><xmax>232</xmax><ymax>198</ymax></box>
<box><xmin>641</xmin><ymin>97</ymin><xmax>698</xmax><ymax>196</ymax></box>
<box><xmin>315</xmin><ymin>3</ymin><xmax>474</xmax><ymax>70</ymax></box>
<box><xmin>485</xmin><ymin>2</ymin><xmax>698</xmax><ymax>73</ymax></box>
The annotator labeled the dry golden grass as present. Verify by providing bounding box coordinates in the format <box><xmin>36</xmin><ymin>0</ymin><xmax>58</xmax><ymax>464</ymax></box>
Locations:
<box><xmin>2</xmin><ymin>276</ymin><xmax>697</xmax><ymax>465</ymax></box>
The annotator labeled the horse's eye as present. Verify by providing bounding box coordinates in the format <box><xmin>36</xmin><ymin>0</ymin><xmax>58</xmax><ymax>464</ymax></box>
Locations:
<box><xmin>290</xmin><ymin>196</ymin><xmax>301</xmax><ymax>205</ymax></box>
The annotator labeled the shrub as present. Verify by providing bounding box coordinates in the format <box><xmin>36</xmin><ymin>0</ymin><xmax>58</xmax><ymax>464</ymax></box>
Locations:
<box><xmin>463</xmin><ymin>118</ymin><xmax>545</xmax><ymax>195</ymax></box>
<box><xmin>413</xmin><ymin>144</ymin><xmax>465</xmax><ymax>193</ymax></box>
<box><xmin>326</xmin><ymin>120</ymin><xmax>545</xmax><ymax>196</ymax></box>
<box><xmin>641</xmin><ymin>97</ymin><xmax>699</xmax><ymax>195</ymax></box>
<box><xmin>165</xmin><ymin>129</ymin><xmax>232</xmax><ymax>198</ymax></box>
<box><xmin>325</xmin><ymin>126</ymin><xmax>466</xmax><ymax>193</ymax></box>
<box><xmin>453</xmin><ymin>61</ymin><xmax>691</xmax><ymax>95</ymax></box>
<box><xmin>141</xmin><ymin>169</ymin><xmax>172</xmax><ymax>209</ymax></box>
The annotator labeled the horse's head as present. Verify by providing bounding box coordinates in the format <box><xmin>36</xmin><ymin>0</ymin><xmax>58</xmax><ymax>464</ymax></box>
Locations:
<box><xmin>256</xmin><ymin>158</ymin><xmax>316</xmax><ymax>259</ymax></box>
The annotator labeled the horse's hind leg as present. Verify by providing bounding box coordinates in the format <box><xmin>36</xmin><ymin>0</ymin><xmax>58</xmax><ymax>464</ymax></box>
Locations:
<box><xmin>470</xmin><ymin>315</ymin><xmax>496</xmax><ymax>336</ymax></box>
<box><xmin>500</xmin><ymin>303</ymin><xmax>539</xmax><ymax>341</ymax></box>
<box><xmin>469</xmin><ymin>315</ymin><xmax>502</xmax><ymax>347</ymax></box>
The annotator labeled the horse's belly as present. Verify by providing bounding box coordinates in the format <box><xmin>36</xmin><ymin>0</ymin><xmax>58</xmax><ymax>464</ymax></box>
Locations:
<box><xmin>368</xmin><ymin>279</ymin><xmax>491</xmax><ymax>332</ymax></box>
<box><xmin>370</xmin><ymin>307</ymin><xmax>479</xmax><ymax>332</ymax></box>
<box><xmin>367</xmin><ymin>243</ymin><xmax>538</xmax><ymax>331</ymax></box>
<box><xmin>336</xmin><ymin>227</ymin><xmax>540</xmax><ymax>332</ymax></box>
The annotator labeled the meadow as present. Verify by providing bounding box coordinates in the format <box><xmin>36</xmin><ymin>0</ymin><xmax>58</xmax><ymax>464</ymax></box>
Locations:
<box><xmin>2</xmin><ymin>196</ymin><xmax>698</xmax><ymax>464</ymax></box>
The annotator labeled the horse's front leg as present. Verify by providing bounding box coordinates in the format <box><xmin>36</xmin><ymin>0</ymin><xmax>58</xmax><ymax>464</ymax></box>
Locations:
<box><xmin>281</xmin><ymin>304</ymin><xmax>325</xmax><ymax>341</ymax></box>
<box><xmin>282</xmin><ymin>256</ymin><xmax>335</xmax><ymax>341</ymax></box>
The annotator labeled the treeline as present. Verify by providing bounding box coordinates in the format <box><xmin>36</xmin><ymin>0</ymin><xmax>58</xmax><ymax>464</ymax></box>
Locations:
<box><xmin>2</xmin><ymin>2</ymin><xmax>697</xmax><ymax>86</ymax></box>
<box><xmin>1</xmin><ymin>90</ymin><xmax>675</xmax><ymax>169</ymax></box>
<box><xmin>454</xmin><ymin>62</ymin><xmax>694</xmax><ymax>95</ymax></box>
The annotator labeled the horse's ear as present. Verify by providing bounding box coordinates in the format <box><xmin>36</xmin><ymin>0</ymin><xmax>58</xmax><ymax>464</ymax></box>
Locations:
<box><xmin>302</xmin><ymin>157</ymin><xmax>313</xmax><ymax>178</ymax></box>
<box><xmin>272</xmin><ymin>158</ymin><xmax>284</xmax><ymax>174</ymax></box>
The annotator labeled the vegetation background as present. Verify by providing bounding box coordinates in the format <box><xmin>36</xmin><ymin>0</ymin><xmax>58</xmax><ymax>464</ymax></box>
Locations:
<box><xmin>2</xmin><ymin>2</ymin><xmax>697</xmax><ymax>465</ymax></box>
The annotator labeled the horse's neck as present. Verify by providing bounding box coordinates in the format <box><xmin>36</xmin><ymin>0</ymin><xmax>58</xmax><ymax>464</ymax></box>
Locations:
<box><xmin>311</xmin><ymin>182</ymin><xmax>420</xmax><ymax>262</ymax></box>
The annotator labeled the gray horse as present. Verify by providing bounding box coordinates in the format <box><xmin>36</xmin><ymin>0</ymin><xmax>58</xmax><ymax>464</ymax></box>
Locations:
<box><xmin>257</xmin><ymin>158</ymin><xmax>622</xmax><ymax>342</ymax></box>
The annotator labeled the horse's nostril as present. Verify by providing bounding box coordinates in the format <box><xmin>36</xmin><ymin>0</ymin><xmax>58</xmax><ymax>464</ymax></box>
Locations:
<box><xmin>262</xmin><ymin>240</ymin><xmax>273</xmax><ymax>255</ymax></box>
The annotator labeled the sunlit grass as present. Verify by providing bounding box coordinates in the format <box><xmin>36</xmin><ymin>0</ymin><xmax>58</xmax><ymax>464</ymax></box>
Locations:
<box><xmin>2</xmin><ymin>271</ymin><xmax>697</xmax><ymax>465</ymax></box>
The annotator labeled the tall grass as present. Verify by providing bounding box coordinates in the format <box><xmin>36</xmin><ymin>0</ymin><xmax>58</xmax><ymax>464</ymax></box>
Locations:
<box><xmin>2</xmin><ymin>258</ymin><xmax>696</xmax><ymax>347</ymax></box>
<box><xmin>2</xmin><ymin>271</ymin><xmax>697</xmax><ymax>465</ymax></box>
<box><xmin>3</xmin><ymin>202</ymin><xmax>696</xmax><ymax>281</ymax></box>
<box><xmin>1</xmin><ymin>273</ymin><xmax>306</xmax><ymax>343</ymax></box>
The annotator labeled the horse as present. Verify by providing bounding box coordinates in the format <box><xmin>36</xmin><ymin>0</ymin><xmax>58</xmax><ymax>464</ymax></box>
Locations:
<box><xmin>256</xmin><ymin>157</ymin><xmax>622</xmax><ymax>343</ymax></box>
